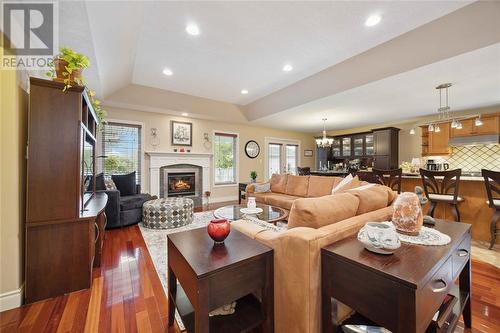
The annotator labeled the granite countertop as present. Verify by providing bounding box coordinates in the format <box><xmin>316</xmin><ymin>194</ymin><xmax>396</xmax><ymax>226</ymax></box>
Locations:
<box><xmin>399</xmin><ymin>173</ymin><xmax>484</xmax><ymax>182</ymax></box>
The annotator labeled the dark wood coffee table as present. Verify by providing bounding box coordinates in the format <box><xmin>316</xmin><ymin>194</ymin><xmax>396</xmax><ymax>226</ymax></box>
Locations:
<box><xmin>214</xmin><ymin>203</ymin><xmax>288</xmax><ymax>224</ymax></box>
<box><xmin>167</xmin><ymin>227</ymin><xmax>274</xmax><ymax>333</ymax></box>
<box><xmin>321</xmin><ymin>220</ymin><xmax>471</xmax><ymax>333</ymax></box>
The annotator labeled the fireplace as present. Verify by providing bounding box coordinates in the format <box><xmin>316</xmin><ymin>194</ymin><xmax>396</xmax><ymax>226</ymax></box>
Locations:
<box><xmin>159</xmin><ymin>164</ymin><xmax>203</xmax><ymax>207</ymax></box>
<box><xmin>167</xmin><ymin>172</ymin><xmax>195</xmax><ymax>196</ymax></box>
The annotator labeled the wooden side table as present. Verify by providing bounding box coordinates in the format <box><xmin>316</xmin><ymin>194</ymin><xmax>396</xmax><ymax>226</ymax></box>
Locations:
<box><xmin>321</xmin><ymin>220</ymin><xmax>471</xmax><ymax>333</ymax></box>
<box><xmin>167</xmin><ymin>228</ymin><xmax>274</xmax><ymax>333</ymax></box>
<box><xmin>238</xmin><ymin>182</ymin><xmax>249</xmax><ymax>204</ymax></box>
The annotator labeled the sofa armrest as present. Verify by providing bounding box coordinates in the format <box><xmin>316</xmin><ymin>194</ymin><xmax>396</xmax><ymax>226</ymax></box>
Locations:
<box><xmin>245</xmin><ymin>182</ymin><xmax>270</xmax><ymax>194</ymax></box>
<box><xmin>100</xmin><ymin>190</ymin><xmax>121</xmax><ymax>229</ymax></box>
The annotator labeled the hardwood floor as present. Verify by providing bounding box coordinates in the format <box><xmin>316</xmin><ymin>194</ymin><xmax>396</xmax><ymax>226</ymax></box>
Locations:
<box><xmin>1</xmin><ymin>201</ymin><xmax>499</xmax><ymax>333</ymax></box>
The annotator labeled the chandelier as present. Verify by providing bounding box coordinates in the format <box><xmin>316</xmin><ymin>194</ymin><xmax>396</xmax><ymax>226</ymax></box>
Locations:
<box><xmin>316</xmin><ymin>118</ymin><xmax>334</xmax><ymax>148</ymax></box>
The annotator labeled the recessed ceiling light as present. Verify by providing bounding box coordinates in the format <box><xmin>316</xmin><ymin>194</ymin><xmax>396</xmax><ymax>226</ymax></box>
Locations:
<box><xmin>282</xmin><ymin>64</ymin><xmax>293</xmax><ymax>72</ymax></box>
<box><xmin>365</xmin><ymin>14</ymin><xmax>381</xmax><ymax>27</ymax></box>
<box><xmin>186</xmin><ymin>23</ymin><xmax>200</xmax><ymax>36</ymax></box>
<box><xmin>181</xmin><ymin>112</ymin><xmax>188</xmax><ymax>117</ymax></box>
<box><xmin>241</xmin><ymin>89</ymin><xmax>248</xmax><ymax>95</ymax></box>
<box><xmin>163</xmin><ymin>67</ymin><xmax>173</xmax><ymax>76</ymax></box>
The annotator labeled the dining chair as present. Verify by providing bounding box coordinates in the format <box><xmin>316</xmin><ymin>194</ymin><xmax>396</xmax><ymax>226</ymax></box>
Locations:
<box><xmin>481</xmin><ymin>169</ymin><xmax>500</xmax><ymax>249</ymax></box>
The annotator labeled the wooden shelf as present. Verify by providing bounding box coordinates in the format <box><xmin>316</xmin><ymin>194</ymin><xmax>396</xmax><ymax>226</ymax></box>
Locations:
<box><xmin>335</xmin><ymin>284</ymin><xmax>470</xmax><ymax>333</ymax></box>
<box><xmin>171</xmin><ymin>285</ymin><xmax>264</xmax><ymax>333</ymax></box>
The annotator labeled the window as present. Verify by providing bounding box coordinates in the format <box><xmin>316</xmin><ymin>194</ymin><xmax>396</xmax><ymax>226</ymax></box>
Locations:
<box><xmin>102</xmin><ymin>122</ymin><xmax>142</xmax><ymax>184</ymax></box>
<box><xmin>214</xmin><ymin>132</ymin><xmax>238</xmax><ymax>185</ymax></box>
<box><xmin>268</xmin><ymin>143</ymin><xmax>282</xmax><ymax>176</ymax></box>
<box><xmin>267</xmin><ymin>140</ymin><xmax>300</xmax><ymax>178</ymax></box>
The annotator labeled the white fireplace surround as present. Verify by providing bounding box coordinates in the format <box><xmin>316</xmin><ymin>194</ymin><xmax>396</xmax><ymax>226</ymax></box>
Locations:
<box><xmin>146</xmin><ymin>151</ymin><xmax>212</xmax><ymax>199</ymax></box>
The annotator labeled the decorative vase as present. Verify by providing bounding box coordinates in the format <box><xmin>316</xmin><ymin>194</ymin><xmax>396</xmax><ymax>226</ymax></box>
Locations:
<box><xmin>207</xmin><ymin>219</ymin><xmax>230</xmax><ymax>244</ymax></box>
<box><xmin>392</xmin><ymin>192</ymin><xmax>423</xmax><ymax>235</ymax></box>
<box><xmin>247</xmin><ymin>197</ymin><xmax>256</xmax><ymax>209</ymax></box>
<box><xmin>250</xmin><ymin>178</ymin><xmax>257</xmax><ymax>183</ymax></box>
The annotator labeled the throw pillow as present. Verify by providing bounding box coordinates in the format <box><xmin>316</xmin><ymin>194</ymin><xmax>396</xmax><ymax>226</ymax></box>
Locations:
<box><xmin>332</xmin><ymin>174</ymin><xmax>362</xmax><ymax>194</ymax></box>
<box><xmin>112</xmin><ymin>172</ymin><xmax>137</xmax><ymax>196</ymax></box>
<box><xmin>254</xmin><ymin>183</ymin><xmax>271</xmax><ymax>193</ymax></box>
<box><xmin>105</xmin><ymin>178</ymin><xmax>117</xmax><ymax>191</ymax></box>
<box><xmin>270</xmin><ymin>173</ymin><xmax>288</xmax><ymax>194</ymax></box>
<box><xmin>288</xmin><ymin>193</ymin><xmax>360</xmax><ymax>229</ymax></box>
<box><xmin>348</xmin><ymin>185</ymin><xmax>391</xmax><ymax>215</ymax></box>
<box><xmin>87</xmin><ymin>173</ymin><xmax>106</xmax><ymax>191</ymax></box>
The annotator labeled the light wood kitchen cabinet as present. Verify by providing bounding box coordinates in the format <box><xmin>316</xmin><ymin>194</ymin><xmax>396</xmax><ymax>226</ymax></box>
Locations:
<box><xmin>450</xmin><ymin>114</ymin><xmax>499</xmax><ymax>137</ymax></box>
<box><xmin>421</xmin><ymin>122</ymin><xmax>451</xmax><ymax>156</ymax></box>
<box><xmin>450</xmin><ymin>118</ymin><xmax>474</xmax><ymax>137</ymax></box>
<box><xmin>476</xmin><ymin>114</ymin><xmax>499</xmax><ymax>135</ymax></box>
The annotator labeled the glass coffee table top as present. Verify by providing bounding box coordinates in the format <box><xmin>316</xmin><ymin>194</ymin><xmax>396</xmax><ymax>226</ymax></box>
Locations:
<box><xmin>214</xmin><ymin>204</ymin><xmax>288</xmax><ymax>224</ymax></box>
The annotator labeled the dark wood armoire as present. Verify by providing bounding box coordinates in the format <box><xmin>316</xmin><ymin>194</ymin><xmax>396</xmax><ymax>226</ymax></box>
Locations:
<box><xmin>25</xmin><ymin>77</ymin><xmax>107</xmax><ymax>303</ymax></box>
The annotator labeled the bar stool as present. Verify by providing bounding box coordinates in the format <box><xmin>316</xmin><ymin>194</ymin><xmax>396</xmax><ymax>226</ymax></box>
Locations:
<box><xmin>372</xmin><ymin>168</ymin><xmax>402</xmax><ymax>193</ymax></box>
<box><xmin>419</xmin><ymin>168</ymin><xmax>464</xmax><ymax>222</ymax></box>
<box><xmin>481</xmin><ymin>169</ymin><xmax>500</xmax><ymax>250</ymax></box>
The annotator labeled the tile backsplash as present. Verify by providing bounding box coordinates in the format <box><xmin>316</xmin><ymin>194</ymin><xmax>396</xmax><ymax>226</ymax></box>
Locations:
<box><xmin>428</xmin><ymin>144</ymin><xmax>500</xmax><ymax>172</ymax></box>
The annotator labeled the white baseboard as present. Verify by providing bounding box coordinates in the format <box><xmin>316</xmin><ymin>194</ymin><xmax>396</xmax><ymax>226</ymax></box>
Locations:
<box><xmin>0</xmin><ymin>285</ymin><xmax>24</xmax><ymax>312</ymax></box>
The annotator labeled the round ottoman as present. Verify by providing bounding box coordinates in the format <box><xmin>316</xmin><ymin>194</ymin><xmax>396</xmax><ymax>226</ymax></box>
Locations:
<box><xmin>142</xmin><ymin>197</ymin><xmax>194</xmax><ymax>229</ymax></box>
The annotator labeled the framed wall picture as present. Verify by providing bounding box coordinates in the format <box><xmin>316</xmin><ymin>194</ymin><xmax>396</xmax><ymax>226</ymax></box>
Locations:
<box><xmin>304</xmin><ymin>149</ymin><xmax>313</xmax><ymax>157</ymax></box>
<box><xmin>171</xmin><ymin>121</ymin><xmax>192</xmax><ymax>146</ymax></box>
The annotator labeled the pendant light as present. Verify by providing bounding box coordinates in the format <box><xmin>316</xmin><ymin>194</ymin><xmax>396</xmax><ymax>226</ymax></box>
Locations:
<box><xmin>409</xmin><ymin>127</ymin><xmax>416</xmax><ymax>135</ymax></box>
<box><xmin>316</xmin><ymin>118</ymin><xmax>334</xmax><ymax>148</ymax></box>
<box><xmin>475</xmin><ymin>115</ymin><xmax>483</xmax><ymax>127</ymax></box>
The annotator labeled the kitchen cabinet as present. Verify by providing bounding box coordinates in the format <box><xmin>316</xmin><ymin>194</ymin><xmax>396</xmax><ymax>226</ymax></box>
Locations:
<box><xmin>450</xmin><ymin>114</ymin><xmax>499</xmax><ymax>137</ymax></box>
<box><xmin>475</xmin><ymin>114</ymin><xmax>499</xmax><ymax>135</ymax></box>
<box><xmin>342</xmin><ymin>137</ymin><xmax>352</xmax><ymax>157</ymax></box>
<box><xmin>331</xmin><ymin>138</ymin><xmax>341</xmax><ymax>157</ymax></box>
<box><xmin>365</xmin><ymin>134</ymin><xmax>374</xmax><ymax>156</ymax></box>
<box><xmin>353</xmin><ymin>135</ymin><xmax>364</xmax><ymax>157</ymax></box>
<box><xmin>373</xmin><ymin>127</ymin><xmax>399</xmax><ymax>169</ymax></box>
<box><xmin>421</xmin><ymin>122</ymin><xmax>451</xmax><ymax>156</ymax></box>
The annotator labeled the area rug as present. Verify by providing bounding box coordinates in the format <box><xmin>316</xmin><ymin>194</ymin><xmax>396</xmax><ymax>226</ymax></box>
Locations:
<box><xmin>139</xmin><ymin>210</ymin><xmax>215</xmax><ymax>330</ymax></box>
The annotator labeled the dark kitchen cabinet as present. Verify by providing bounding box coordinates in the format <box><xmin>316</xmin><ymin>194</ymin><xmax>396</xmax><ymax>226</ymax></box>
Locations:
<box><xmin>342</xmin><ymin>137</ymin><xmax>352</xmax><ymax>157</ymax></box>
<box><xmin>373</xmin><ymin>127</ymin><xmax>399</xmax><ymax>169</ymax></box>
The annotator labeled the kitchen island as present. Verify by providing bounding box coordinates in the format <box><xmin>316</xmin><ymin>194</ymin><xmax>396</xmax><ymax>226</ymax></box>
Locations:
<box><xmin>357</xmin><ymin>170</ymin><xmax>494</xmax><ymax>244</ymax></box>
<box><xmin>401</xmin><ymin>175</ymin><xmax>493</xmax><ymax>244</ymax></box>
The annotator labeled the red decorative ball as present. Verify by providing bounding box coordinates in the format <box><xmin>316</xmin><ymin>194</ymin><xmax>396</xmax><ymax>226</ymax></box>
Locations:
<box><xmin>207</xmin><ymin>219</ymin><xmax>231</xmax><ymax>243</ymax></box>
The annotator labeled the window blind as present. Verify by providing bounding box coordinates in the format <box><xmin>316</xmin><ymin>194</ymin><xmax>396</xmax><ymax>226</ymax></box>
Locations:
<box><xmin>102</xmin><ymin>122</ymin><xmax>141</xmax><ymax>184</ymax></box>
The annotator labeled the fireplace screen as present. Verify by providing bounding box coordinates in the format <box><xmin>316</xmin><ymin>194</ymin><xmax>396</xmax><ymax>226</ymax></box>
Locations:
<box><xmin>167</xmin><ymin>172</ymin><xmax>196</xmax><ymax>196</ymax></box>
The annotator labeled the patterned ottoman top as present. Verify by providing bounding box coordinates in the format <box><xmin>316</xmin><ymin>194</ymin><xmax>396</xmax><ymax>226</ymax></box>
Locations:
<box><xmin>144</xmin><ymin>197</ymin><xmax>194</xmax><ymax>209</ymax></box>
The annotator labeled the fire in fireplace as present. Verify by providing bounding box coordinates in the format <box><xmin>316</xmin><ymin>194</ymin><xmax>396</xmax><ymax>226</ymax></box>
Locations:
<box><xmin>167</xmin><ymin>172</ymin><xmax>195</xmax><ymax>196</ymax></box>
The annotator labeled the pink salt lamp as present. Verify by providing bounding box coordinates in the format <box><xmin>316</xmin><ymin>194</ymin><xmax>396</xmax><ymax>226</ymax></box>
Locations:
<box><xmin>392</xmin><ymin>192</ymin><xmax>423</xmax><ymax>236</ymax></box>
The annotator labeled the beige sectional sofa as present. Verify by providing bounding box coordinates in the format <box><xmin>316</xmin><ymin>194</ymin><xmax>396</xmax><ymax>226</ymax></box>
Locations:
<box><xmin>246</xmin><ymin>174</ymin><xmax>362</xmax><ymax>210</ymax></box>
<box><xmin>234</xmin><ymin>175</ymin><xmax>397</xmax><ymax>333</ymax></box>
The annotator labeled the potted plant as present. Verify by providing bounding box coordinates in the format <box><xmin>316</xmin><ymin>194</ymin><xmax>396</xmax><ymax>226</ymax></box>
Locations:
<box><xmin>47</xmin><ymin>47</ymin><xmax>90</xmax><ymax>91</ymax></box>
<box><xmin>250</xmin><ymin>171</ymin><xmax>257</xmax><ymax>183</ymax></box>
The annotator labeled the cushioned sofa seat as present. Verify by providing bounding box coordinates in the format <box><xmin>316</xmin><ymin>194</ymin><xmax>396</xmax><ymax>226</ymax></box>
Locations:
<box><xmin>120</xmin><ymin>193</ymin><xmax>154</xmax><ymax>210</ymax></box>
<box><xmin>264</xmin><ymin>193</ymin><xmax>299</xmax><ymax>210</ymax></box>
<box><xmin>232</xmin><ymin>184</ymin><xmax>397</xmax><ymax>333</ymax></box>
<box><xmin>247</xmin><ymin>174</ymin><xmax>344</xmax><ymax>212</ymax></box>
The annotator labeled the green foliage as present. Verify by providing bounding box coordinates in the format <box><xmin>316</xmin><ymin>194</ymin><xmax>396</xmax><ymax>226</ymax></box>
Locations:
<box><xmin>86</xmin><ymin>88</ymin><xmax>107</xmax><ymax>130</ymax></box>
<box><xmin>105</xmin><ymin>155</ymin><xmax>134</xmax><ymax>174</ymax></box>
<box><xmin>46</xmin><ymin>47</ymin><xmax>90</xmax><ymax>91</ymax></box>
<box><xmin>250</xmin><ymin>170</ymin><xmax>257</xmax><ymax>180</ymax></box>
<box><xmin>215</xmin><ymin>142</ymin><xmax>234</xmax><ymax>169</ymax></box>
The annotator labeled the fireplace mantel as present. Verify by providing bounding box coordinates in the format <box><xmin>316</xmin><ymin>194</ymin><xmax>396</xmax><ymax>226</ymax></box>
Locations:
<box><xmin>146</xmin><ymin>151</ymin><xmax>212</xmax><ymax>198</ymax></box>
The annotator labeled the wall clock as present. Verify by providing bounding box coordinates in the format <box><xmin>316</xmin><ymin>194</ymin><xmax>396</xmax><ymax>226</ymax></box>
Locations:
<box><xmin>245</xmin><ymin>140</ymin><xmax>260</xmax><ymax>159</ymax></box>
